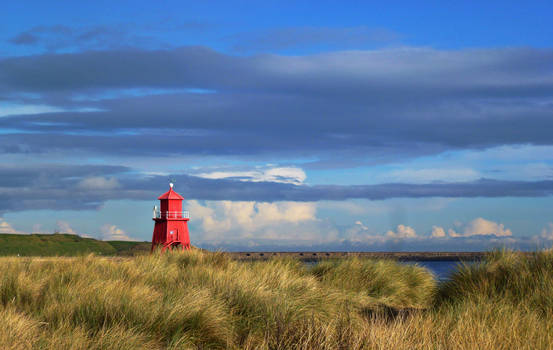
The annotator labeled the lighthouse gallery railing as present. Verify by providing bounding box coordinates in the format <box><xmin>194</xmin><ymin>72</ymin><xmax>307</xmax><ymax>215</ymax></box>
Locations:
<box><xmin>153</xmin><ymin>210</ymin><xmax>190</xmax><ymax>219</ymax></box>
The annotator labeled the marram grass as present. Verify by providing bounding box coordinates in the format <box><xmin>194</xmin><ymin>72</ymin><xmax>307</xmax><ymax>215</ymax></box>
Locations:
<box><xmin>1</xmin><ymin>249</ymin><xmax>553</xmax><ymax>349</ymax></box>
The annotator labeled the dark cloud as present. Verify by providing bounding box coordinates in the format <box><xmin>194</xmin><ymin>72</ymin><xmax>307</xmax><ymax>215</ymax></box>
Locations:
<box><xmin>0</xmin><ymin>46</ymin><xmax>552</xmax><ymax>165</ymax></box>
<box><xmin>6</xmin><ymin>21</ymin><xmax>213</xmax><ymax>53</ymax></box>
<box><xmin>0</xmin><ymin>164</ymin><xmax>129</xmax><ymax>187</ymax></box>
<box><xmin>2</xmin><ymin>46</ymin><xmax>552</xmax><ymax>96</ymax></box>
<box><xmin>0</xmin><ymin>164</ymin><xmax>552</xmax><ymax>213</ymax></box>
<box><xmin>167</xmin><ymin>177</ymin><xmax>553</xmax><ymax>202</ymax></box>
<box><xmin>9</xmin><ymin>32</ymin><xmax>39</xmax><ymax>45</ymax></box>
<box><xmin>6</xmin><ymin>24</ymin><xmax>162</xmax><ymax>52</ymax></box>
<box><xmin>229</xmin><ymin>26</ymin><xmax>400</xmax><ymax>52</ymax></box>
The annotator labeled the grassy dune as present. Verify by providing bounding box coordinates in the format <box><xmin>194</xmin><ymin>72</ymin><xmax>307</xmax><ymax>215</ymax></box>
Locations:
<box><xmin>1</xmin><ymin>249</ymin><xmax>552</xmax><ymax>349</ymax></box>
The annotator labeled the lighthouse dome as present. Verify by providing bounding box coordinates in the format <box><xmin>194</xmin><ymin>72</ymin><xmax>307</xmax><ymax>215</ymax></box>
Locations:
<box><xmin>157</xmin><ymin>186</ymin><xmax>185</xmax><ymax>200</ymax></box>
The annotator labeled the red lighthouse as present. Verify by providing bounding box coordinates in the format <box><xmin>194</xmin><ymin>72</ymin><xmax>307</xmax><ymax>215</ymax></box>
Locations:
<box><xmin>151</xmin><ymin>183</ymin><xmax>191</xmax><ymax>252</ymax></box>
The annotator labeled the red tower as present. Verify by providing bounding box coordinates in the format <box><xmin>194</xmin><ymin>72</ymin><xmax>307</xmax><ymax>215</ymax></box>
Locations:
<box><xmin>151</xmin><ymin>183</ymin><xmax>191</xmax><ymax>252</ymax></box>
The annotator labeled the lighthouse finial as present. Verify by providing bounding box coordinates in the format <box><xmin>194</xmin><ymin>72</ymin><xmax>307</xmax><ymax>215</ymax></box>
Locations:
<box><xmin>168</xmin><ymin>177</ymin><xmax>176</xmax><ymax>189</ymax></box>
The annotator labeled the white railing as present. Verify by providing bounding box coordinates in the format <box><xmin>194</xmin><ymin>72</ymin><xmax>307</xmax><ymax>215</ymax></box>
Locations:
<box><xmin>153</xmin><ymin>210</ymin><xmax>190</xmax><ymax>219</ymax></box>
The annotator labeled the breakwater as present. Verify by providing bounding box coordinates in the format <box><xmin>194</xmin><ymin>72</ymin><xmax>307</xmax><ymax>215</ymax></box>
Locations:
<box><xmin>226</xmin><ymin>251</ymin><xmax>487</xmax><ymax>261</ymax></box>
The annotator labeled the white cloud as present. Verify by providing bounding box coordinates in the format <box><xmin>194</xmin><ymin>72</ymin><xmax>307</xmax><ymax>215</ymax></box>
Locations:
<box><xmin>354</xmin><ymin>220</ymin><xmax>368</xmax><ymax>230</ymax></box>
<box><xmin>196</xmin><ymin>166</ymin><xmax>306</xmax><ymax>185</ymax></box>
<box><xmin>448</xmin><ymin>217</ymin><xmax>512</xmax><ymax>237</ymax></box>
<box><xmin>431</xmin><ymin>225</ymin><xmax>447</xmax><ymax>238</ymax></box>
<box><xmin>0</xmin><ymin>103</ymin><xmax>65</xmax><ymax>118</ymax></box>
<box><xmin>541</xmin><ymin>223</ymin><xmax>553</xmax><ymax>240</ymax></box>
<box><xmin>100</xmin><ymin>224</ymin><xmax>135</xmax><ymax>241</ymax></box>
<box><xmin>385</xmin><ymin>224</ymin><xmax>417</xmax><ymax>239</ymax></box>
<box><xmin>77</xmin><ymin>176</ymin><xmax>120</xmax><ymax>190</ymax></box>
<box><xmin>0</xmin><ymin>103</ymin><xmax>101</xmax><ymax>118</ymax></box>
<box><xmin>188</xmin><ymin>200</ymin><xmax>316</xmax><ymax>231</ymax></box>
<box><xmin>429</xmin><ymin>218</ymin><xmax>512</xmax><ymax>239</ymax></box>
<box><xmin>341</xmin><ymin>218</ymin><xmax>513</xmax><ymax>247</ymax></box>
<box><xmin>341</xmin><ymin>222</ymin><xmax>419</xmax><ymax>245</ymax></box>
<box><xmin>0</xmin><ymin>218</ymin><xmax>22</xmax><ymax>234</ymax></box>
<box><xmin>187</xmin><ymin>200</ymin><xmax>321</xmax><ymax>244</ymax></box>
<box><xmin>56</xmin><ymin>220</ymin><xmax>78</xmax><ymax>235</ymax></box>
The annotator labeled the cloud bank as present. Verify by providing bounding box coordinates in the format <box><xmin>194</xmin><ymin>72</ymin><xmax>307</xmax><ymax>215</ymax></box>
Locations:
<box><xmin>1</xmin><ymin>164</ymin><xmax>553</xmax><ymax>213</ymax></box>
<box><xmin>188</xmin><ymin>207</ymin><xmax>544</xmax><ymax>251</ymax></box>
<box><xmin>0</xmin><ymin>218</ymin><xmax>21</xmax><ymax>234</ymax></box>
<box><xmin>100</xmin><ymin>224</ymin><xmax>135</xmax><ymax>241</ymax></box>
<box><xmin>0</xmin><ymin>46</ymin><xmax>552</xmax><ymax>166</ymax></box>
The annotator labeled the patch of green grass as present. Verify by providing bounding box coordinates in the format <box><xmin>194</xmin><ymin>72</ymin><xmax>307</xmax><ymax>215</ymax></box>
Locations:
<box><xmin>107</xmin><ymin>240</ymin><xmax>151</xmax><ymax>255</ymax></box>
<box><xmin>0</xmin><ymin>233</ymin><xmax>148</xmax><ymax>256</ymax></box>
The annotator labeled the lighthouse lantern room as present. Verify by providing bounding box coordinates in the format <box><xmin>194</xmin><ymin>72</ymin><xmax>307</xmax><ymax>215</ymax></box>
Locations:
<box><xmin>151</xmin><ymin>183</ymin><xmax>191</xmax><ymax>252</ymax></box>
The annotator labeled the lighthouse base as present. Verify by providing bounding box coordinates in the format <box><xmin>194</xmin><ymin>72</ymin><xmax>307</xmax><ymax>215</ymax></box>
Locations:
<box><xmin>151</xmin><ymin>241</ymin><xmax>191</xmax><ymax>253</ymax></box>
<box><xmin>151</xmin><ymin>219</ymin><xmax>191</xmax><ymax>253</ymax></box>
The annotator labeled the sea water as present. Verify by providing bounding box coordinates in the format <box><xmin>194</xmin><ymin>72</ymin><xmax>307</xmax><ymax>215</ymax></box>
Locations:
<box><xmin>306</xmin><ymin>259</ymin><xmax>472</xmax><ymax>282</ymax></box>
<box><xmin>403</xmin><ymin>260</ymin><xmax>470</xmax><ymax>281</ymax></box>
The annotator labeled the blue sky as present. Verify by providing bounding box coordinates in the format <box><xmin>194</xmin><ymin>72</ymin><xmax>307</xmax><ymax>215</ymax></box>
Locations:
<box><xmin>0</xmin><ymin>1</ymin><xmax>552</xmax><ymax>251</ymax></box>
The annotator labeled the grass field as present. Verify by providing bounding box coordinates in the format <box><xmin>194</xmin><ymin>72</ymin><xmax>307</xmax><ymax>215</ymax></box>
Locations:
<box><xmin>0</xmin><ymin>233</ymin><xmax>149</xmax><ymax>256</ymax></box>
<box><xmin>1</xmin><ymin>249</ymin><xmax>552</xmax><ymax>349</ymax></box>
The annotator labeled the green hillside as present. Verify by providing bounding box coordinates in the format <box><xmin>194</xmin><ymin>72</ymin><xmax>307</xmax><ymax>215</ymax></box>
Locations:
<box><xmin>0</xmin><ymin>233</ymin><xmax>149</xmax><ymax>256</ymax></box>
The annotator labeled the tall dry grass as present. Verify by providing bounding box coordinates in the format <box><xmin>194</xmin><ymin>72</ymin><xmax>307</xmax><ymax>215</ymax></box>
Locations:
<box><xmin>312</xmin><ymin>257</ymin><xmax>436</xmax><ymax>310</ymax></box>
<box><xmin>1</xmin><ymin>249</ymin><xmax>552</xmax><ymax>349</ymax></box>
